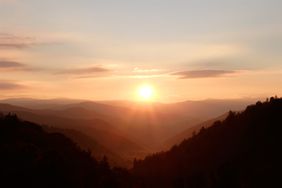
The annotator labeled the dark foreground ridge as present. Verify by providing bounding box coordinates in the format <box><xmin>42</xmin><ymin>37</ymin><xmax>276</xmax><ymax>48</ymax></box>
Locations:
<box><xmin>1</xmin><ymin>97</ymin><xmax>282</xmax><ymax>187</ymax></box>
<box><xmin>132</xmin><ymin>97</ymin><xmax>282</xmax><ymax>187</ymax></box>
<box><xmin>0</xmin><ymin>114</ymin><xmax>130</xmax><ymax>188</ymax></box>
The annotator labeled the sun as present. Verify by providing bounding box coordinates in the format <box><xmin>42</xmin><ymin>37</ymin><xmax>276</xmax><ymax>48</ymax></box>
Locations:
<box><xmin>137</xmin><ymin>85</ymin><xmax>154</xmax><ymax>101</ymax></box>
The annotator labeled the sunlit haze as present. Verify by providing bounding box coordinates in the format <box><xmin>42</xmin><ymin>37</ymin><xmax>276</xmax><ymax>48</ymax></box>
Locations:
<box><xmin>0</xmin><ymin>1</ymin><xmax>281</xmax><ymax>186</ymax></box>
<box><xmin>137</xmin><ymin>84</ymin><xmax>154</xmax><ymax>101</ymax></box>
<box><xmin>0</xmin><ymin>0</ymin><xmax>282</xmax><ymax>102</ymax></box>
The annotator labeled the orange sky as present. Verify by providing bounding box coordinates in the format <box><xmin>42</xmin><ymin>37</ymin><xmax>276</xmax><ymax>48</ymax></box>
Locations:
<box><xmin>0</xmin><ymin>0</ymin><xmax>282</xmax><ymax>102</ymax></box>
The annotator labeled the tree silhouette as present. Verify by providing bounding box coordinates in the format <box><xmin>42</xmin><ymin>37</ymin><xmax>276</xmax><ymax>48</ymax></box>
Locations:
<box><xmin>132</xmin><ymin>97</ymin><xmax>282</xmax><ymax>188</ymax></box>
<box><xmin>0</xmin><ymin>114</ymin><xmax>129</xmax><ymax>188</ymax></box>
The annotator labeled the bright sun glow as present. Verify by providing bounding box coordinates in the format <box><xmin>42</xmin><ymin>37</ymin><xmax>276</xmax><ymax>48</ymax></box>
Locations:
<box><xmin>137</xmin><ymin>85</ymin><xmax>154</xmax><ymax>101</ymax></box>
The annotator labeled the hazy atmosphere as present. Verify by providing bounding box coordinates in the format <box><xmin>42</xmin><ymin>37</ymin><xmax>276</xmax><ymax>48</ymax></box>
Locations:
<box><xmin>1</xmin><ymin>0</ymin><xmax>281</xmax><ymax>102</ymax></box>
<box><xmin>0</xmin><ymin>1</ymin><xmax>282</xmax><ymax>187</ymax></box>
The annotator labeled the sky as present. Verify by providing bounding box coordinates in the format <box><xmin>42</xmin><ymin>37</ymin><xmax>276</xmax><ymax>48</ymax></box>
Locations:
<box><xmin>0</xmin><ymin>0</ymin><xmax>281</xmax><ymax>102</ymax></box>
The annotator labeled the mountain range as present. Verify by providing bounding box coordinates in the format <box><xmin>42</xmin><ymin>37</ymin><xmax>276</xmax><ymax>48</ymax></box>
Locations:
<box><xmin>0</xmin><ymin>97</ymin><xmax>259</xmax><ymax>167</ymax></box>
<box><xmin>1</xmin><ymin>97</ymin><xmax>281</xmax><ymax>187</ymax></box>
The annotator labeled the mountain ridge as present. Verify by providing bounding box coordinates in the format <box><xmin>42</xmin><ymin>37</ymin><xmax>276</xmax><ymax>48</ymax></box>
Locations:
<box><xmin>132</xmin><ymin>97</ymin><xmax>282</xmax><ymax>187</ymax></box>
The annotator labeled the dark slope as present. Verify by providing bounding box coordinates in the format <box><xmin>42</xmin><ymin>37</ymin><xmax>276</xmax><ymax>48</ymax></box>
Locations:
<box><xmin>44</xmin><ymin>127</ymin><xmax>128</xmax><ymax>167</ymax></box>
<box><xmin>163</xmin><ymin>113</ymin><xmax>228</xmax><ymax>149</ymax></box>
<box><xmin>0</xmin><ymin>114</ymin><xmax>131</xmax><ymax>188</ymax></box>
<box><xmin>132</xmin><ymin>97</ymin><xmax>282</xmax><ymax>188</ymax></box>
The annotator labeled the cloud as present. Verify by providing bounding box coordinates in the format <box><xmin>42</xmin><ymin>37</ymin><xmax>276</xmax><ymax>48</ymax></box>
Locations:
<box><xmin>0</xmin><ymin>60</ymin><xmax>35</xmax><ymax>71</ymax></box>
<box><xmin>0</xmin><ymin>32</ymin><xmax>81</xmax><ymax>51</ymax></box>
<box><xmin>56</xmin><ymin>66</ymin><xmax>110</xmax><ymax>76</ymax></box>
<box><xmin>131</xmin><ymin>67</ymin><xmax>166</xmax><ymax>77</ymax></box>
<box><xmin>0</xmin><ymin>33</ymin><xmax>35</xmax><ymax>49</ymax></box>
<box><xmin>172</xmin><ymin>69</ymin><xmax>236</xmax><ymax>79</ymax></box>
<box><xmin>183</xmin><ymin>57</ymin><xmax>254</xmax><ymax>70</ymax></box>
<box><xmin>0</xmin><ymin>81</ymin><xmax>26</xmax><ymax>90</ymax></box>
<box><xmin>0</xmin><ymin>60</ymin><xmax>25</xmax><ymax>68</ymax></box>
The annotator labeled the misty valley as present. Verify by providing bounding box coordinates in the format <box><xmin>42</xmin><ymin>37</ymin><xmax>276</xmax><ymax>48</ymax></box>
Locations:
<box><xmin>0</xmin><ymin>97</ymin><xmax>281</xmax><ymax>187</ymax></box>
<box><xmin>1</xmin><ymin>0</ymin><xmax>281</xmax><ymax>187</ymax></box>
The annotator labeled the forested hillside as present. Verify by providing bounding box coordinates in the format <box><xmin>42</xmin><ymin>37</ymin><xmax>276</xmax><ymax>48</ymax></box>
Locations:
<box><xmin>0</xmin><ymin>114</ymin><xmax>130</xmax><ymax>188</ymax></box>
<box><xmin>132</xmin><ymin>97</ymin><xmax>282</xmax><ymax>188</ymax></box>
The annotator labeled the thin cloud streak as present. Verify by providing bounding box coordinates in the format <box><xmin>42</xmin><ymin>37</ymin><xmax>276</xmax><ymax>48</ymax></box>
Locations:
<box><xmin>0</xmin><ymin>60</ymin><xmax>25</xmax><ymax>68</ymax></box>
<box><xmin>0</xmin><ymin>60</ymin><xmax>38</xmax><ymax>72</ymax></box>
<box><xmin>172</xmin><ymin>70</ymin><xmax>236</xmax><ymax>79</ymax></box>
<box><xmin>0</xmin><ymin>81</ymin><xmax>26</xmax><ymax>90</ymax></box>
<box><xmin>131</xmin><ymin>67</ymin><xmax>167</xmax><ymax>77</ymax></box>
<box><xmin>56</xmin><ymin>66</ymin><xmax>110</xmax><ymax>75</ymax></box>
<box><xmin>0</xmin><ymin>33</ymin><xmax>35</xmax><ymax>49</ymax></box>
